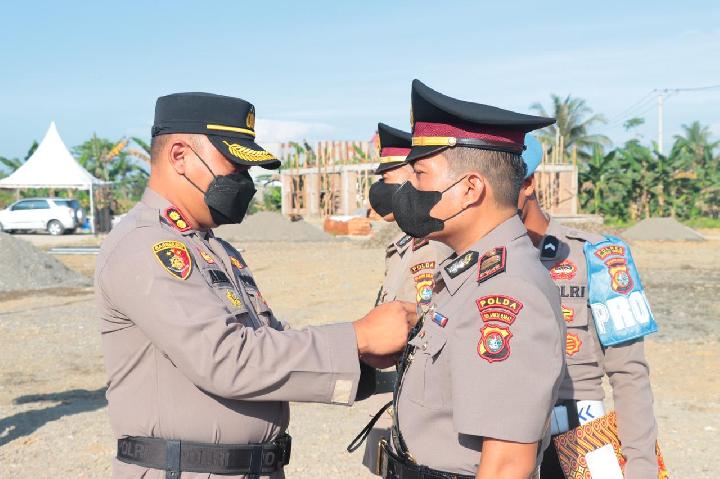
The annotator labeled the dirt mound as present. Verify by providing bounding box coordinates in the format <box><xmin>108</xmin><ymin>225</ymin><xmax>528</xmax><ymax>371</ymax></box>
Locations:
<box><xmin>362</xmin><ymin>221</ymin><xmax>404</xmax><ymax>248</ymax></box>
<box><xmin>214</xmin><ymin>212</ymin><xmax>333</xmax><ymax>242</ymax></box>
<box><xmin>0</xmin><ymin>233</ymin><xmax>89</xmax><ymax>293</ymax></box>
<box><xmin>622</xmin><ymin>217</ymin><xmax>705</xmax><ymax>241</ymax></box>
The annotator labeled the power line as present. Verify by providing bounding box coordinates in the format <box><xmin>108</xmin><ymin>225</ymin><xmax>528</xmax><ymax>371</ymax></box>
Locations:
<box><xmin>656</xmin><ymin>83</ymin><xmax>720</xmax><ymax>93</ymax></box>
<box><xmin>607</xmin><ymin>91</ymin><xmax>656</xmax><ymax>123</ymax></box>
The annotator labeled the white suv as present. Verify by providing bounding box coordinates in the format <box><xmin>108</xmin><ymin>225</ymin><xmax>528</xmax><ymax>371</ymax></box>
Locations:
<box><xmin>0</xmin><ymin>198</ymin><xmax>84</xmax><ymax>235</ymax></box>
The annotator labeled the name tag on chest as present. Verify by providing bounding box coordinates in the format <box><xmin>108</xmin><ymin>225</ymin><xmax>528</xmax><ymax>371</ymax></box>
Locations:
<box><xmin>584</xmin><ymin>236</ymin><xmax>658</xmax><ymax>346</ymax></box>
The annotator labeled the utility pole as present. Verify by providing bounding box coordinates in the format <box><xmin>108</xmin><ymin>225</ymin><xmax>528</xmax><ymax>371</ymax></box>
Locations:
<box><xmin>657</xmin><ymin>91</ymin><xmax>664</xmax><ymax>154</ymax></box>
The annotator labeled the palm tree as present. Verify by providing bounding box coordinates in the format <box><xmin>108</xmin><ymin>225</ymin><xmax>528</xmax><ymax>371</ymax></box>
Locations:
<box><xmin>530</xmin><ymin>95</ymin><xmax>611</xmax><ymax>160</ymax></box>
<box><xmin>0</xmin><ymin>140</ymin><xmax>39</xmax><ymax>174</ymax></box>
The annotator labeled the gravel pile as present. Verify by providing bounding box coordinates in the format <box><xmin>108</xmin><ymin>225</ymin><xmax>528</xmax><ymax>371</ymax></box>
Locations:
<box><xmin>362</xmin><ymin>221</ymin><xmax>403</xmax><ymax>249</ymax></box>
<box><xmin>214</xmin><ymin>212</ymin><xmax>333</xmax><ymax>242</ymax></box>
<box><xmin>0</xmin><ymin>233</ymin><xmax>89</xmax><ymax>293</ymax></box>
<box><xmin>622</xmin><ymin>217</ymin><xmax>705</xmax><ymax>241</ymax></box>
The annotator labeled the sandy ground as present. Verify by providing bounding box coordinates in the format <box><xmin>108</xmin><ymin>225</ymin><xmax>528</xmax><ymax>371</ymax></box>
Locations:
<box><xmin>0</xmin><ymin>235</ymin><xmax>718</xmax><ymax>478</ymax></box>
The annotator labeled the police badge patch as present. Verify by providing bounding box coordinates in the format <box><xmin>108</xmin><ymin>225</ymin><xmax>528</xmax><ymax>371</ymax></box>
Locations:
<box><xmin>478</xmin><ymin>324</ymin><xmax>512</xmax><ymax>363</ymax></box>
<box><xmin>415</xmin><ymin>273</ymin><xmax>434</xmax><ymax>305</ymax></box>
<box><xmin>153</xmin><ymin>241</ymin><xmax>192</xmax><ymax>280</ymax></box>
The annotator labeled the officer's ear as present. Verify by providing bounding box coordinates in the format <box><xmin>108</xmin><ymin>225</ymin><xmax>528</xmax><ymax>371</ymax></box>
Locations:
<box><xmin>167</xmin><ymin>140</ymin><xmax>191</xmax><ymax>176</ymax></box>
<box><xmin>519</xmin><ymin>174</ymin><xmax>536</xmax><ymax>201</ymax></box>
<box><xmin>460</xmin><ymin>171</ymin><xmax>486</xmax><ymax>209</ymax></box>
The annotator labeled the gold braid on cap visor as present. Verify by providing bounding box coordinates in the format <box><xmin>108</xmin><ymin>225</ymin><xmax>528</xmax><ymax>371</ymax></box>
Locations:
<box><xmin>222</xmin><ymin>141</ymin><xmax>277</xmax><ymax>162</ymax></box>
<box><xmin>206</xmin><ymin>123</ymin><xmax>256</xmax><ymax>137</ymax></box>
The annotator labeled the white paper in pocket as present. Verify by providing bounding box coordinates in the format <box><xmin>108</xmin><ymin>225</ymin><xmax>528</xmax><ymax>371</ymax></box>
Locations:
<box><xmin>585</xmin><ymin>444</ymin><xmax>623</xmax><ymax>479</ymax></box>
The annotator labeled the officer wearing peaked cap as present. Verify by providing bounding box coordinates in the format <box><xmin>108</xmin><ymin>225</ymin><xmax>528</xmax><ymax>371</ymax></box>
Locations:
<box><xmin>518</xmin><ymin>135</ymin><xmax>660</xmax><ymax>478</ymax></box>
<box><xmin>96</xmin><ymin>92</ymin><xmax>417</xmax><ymax>479</ymax></box>
<box><xmin>351</xmin><ymin>123</ymin><xmax>448</xmax><ymax>474</ymax></box>
<box><xmin>378</xmin><ymin>80</ymin><xmax>566</xmax><ymax>479</ymax></box>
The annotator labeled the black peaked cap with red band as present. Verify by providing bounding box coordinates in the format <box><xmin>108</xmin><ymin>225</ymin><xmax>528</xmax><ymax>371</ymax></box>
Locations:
<box><xmin>407</xmin><ymin>79</ymin><xmax>555</xmax><ymax>163</ymax></box>
<box><xmin>152</xmin><ymin>92</ymin><xmax>280</xmax><ymax>169</ymax></box>
<box><xmin>375</xmin><ymin>122</ymin><xmax>412</xmax><ymax>174</ymax></box>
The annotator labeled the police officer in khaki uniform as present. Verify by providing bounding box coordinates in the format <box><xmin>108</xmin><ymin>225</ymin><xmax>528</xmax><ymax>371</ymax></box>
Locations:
<box><xmin>376</xmin><ymin>80</ymin><xmax>566</xmax><ymax>478</ymax></box>
<box><xmin>95</xmin><ymin>92</ymin><xmax>417</xmax><ymax>479</ymax></box>
<box><xmin>359</xmin><ymin>123</ymin><xmax>441</xmax><ymax>473</ymax></box>
<box><xmin>518</xmin><ymin>138</ymin><xmax>659</xmax><ymax>478</ymax></box>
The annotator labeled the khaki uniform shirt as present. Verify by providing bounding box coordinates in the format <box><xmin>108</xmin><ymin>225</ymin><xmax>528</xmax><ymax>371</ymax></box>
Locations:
<box><xmin>362</xmin><ymin>233</ymin><xmax>441</xmax><ymax>473</ymax></box>
<box><xmin>95</xmin><ymin>189</ymin><xmax>362</xmax><ymax>479</ymax></box>
<box><xmin>393</xmin><ymin>216</ymin><xmax>565</xmax><ymax>475</ymax></box>
<box><xmin>540</xmin><ymin>218</ymin><xmax>659</xmax><ymax>477</ymax></box>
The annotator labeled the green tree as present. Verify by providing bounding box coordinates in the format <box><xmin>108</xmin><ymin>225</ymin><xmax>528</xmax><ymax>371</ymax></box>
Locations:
<box><xmin>530</xmin><ymin>94</ymin><xmax>610</xmax><ymax>160</ymax></box>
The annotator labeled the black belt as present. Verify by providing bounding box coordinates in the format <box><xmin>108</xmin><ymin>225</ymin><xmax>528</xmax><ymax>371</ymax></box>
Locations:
<box><xmin>117</xmin><ymin>434</ymin><xmax>291</xmax><ymax>478</ymax></box>
<box><xmin>378</xmin><ymin>439</ymin><xmax>473</xmax><ymax>479</ymax></box>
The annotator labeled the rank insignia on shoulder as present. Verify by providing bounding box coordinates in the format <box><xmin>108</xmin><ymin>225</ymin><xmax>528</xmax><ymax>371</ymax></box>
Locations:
<box><xmin>230</xmin><ymin>256</ymin><xmax>244</xmax><ymax>269</ymax></box>
<box><xmin>565</xmin><ymin>332</ymin><xmax>582</xmax><ymax>356</ymax></box>
<box><xmin>411</xmin><ymin>261</ymin><xmax>435</xmax><ymax>274</ymax></box>
<box><xmin>444</xmin><ymin>250</ymin><xmax>479</xmax><ymax>278</ymax></box>
<box><xmin>477</xmin><ymin>247</ymin><xmax>506</xmax><ymax>283</ymax></box>
<box><xmin>476</xmin><ymin>295</ymin><xmax>523</xmax><ymax>324</ymax></box>
<box><xmin>478</xmin><ymin>324</ymin><xmax>512</xmax><ymax>363</ymax></box>
<box><xmin>412</xmin><ymin>238</ymin><xmax>429</xmax><ymax>251</ymax></box>
<box><xmin>164</xmin><ymin>207</ymin><xmax>191</xmax><ymax>232</ymax></box>
<box><xmin>396</xmin><ymin>235</ymin><xmax>412</xmax><ymax>248</ymax></box>
<box><xmin>153</xmin><ymin>240</ymin><xmax>192</xmax><ymax>280</ymax></box>
<box><xmin>432</xmin><ymin>311</ymin><xmax>449</xmax><ymax>328</ymax></box>
<box><xmin>541</xmin><ymin>235</ymin><xmax>559</xmax><ymax>259</ymax></box>
<box><xmin>198</xmin><ymin>249</ymin><xmax>215</xmax><ymax>264</ymax></box>
<box><xmin>550</xmin><ymin>259</ymin><xmax>577</xmax><ymax>280</ymax></box>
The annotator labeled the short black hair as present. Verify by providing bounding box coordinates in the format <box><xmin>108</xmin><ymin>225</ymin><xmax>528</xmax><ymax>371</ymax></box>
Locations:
<box><xmin>444</xmin><ymin>147</ymin><xmax>526</xmax><ymax>208</ymax></box>
<box><xmin>150</xmin><ymin>134</ymin><xmax>204</xmax><ymax>163</ymax></box>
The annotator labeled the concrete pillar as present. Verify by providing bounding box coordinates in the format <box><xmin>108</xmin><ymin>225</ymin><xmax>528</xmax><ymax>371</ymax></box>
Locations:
<box><xmin>341</xmin><ymin>170</ymin><xmax>358</xmax><ymax>215</ymax></box>
<box><xmin>307</xmin><ymin>173</ymin><xmax>321</xmax><ymax>217</ymax></box>
<box><xmin>280</xmin><ymin>173</ymin><xmax>292</xmax><ymax>216</ymax></box>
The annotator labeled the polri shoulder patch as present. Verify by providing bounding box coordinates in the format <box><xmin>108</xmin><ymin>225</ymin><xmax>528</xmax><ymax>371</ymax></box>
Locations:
<box><xmin>412</xmin><ymin>238</ymin><xmax>429</xmax><ymax>251</ymax></box>
<box><xmin>541</xmin><ymin>235</ymin><xmax>559</xmax><ymax>259</ymax></box>
<box><xmin>164</xmin><ymin>207</ymin><xmax>191</xmax><ymax>232</ymax></box>
<box><xmin>477</xmin><ymin>247</ymin><xmax>506</xmax><ymax>283</ymax></box>
<box><xmin>444</xmin><ymin>250</ymin><xmax>479</xmax><ymax>278</ymax></box>
<box><xmin>153</xmin><ymin>240</ymin><xmax>192</xmax><ymax>280</ymax></box>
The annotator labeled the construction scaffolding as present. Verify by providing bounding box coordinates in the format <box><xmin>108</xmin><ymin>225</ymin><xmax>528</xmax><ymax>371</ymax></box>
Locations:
<box><xmin>279</xmin><ymin>138</ymin><xmax>580</xmax><ymax>218</ymax></box>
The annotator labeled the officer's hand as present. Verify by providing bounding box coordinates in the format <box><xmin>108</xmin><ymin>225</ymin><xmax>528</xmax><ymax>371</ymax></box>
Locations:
<box><xmin>353</xmin><ymin>301</ymin><xmax>417</xmax><ymax>358</ymax></box>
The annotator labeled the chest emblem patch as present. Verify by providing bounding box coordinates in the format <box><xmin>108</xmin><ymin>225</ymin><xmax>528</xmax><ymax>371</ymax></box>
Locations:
<box><xmin>153</xmin><ymin>241</ymin><xmax>192</xmax><ymax>280</ymax></box>
<box><xmin>550</xmin><ymin>259</ymin><xmax>577</xmax><ymax>281</ymax></box>
<box><xmin>444</xmin><ymin>250</ymin><xmax>479</xmax><ymax>278</ymax></box>
<box><xmin>566</xmin><ymin>332</ymin><xmax>582</xmax><ymax>356</ymax></box>
<box><xmin>198</xmin><ymin>249</ymin><xmax>215</xmax><ymax>264</ymax></box>
<box><xmin>562</xmin><ymin>304</ymin><xmax>575</xmax><ymax>323</ymax></box>
<box><xmin>477</xmin><ymin>247</ymin><xmax>507</xmax><ymax>283</ymax></box>
<box><xmin>478</xmin><ymin>324</ymin><xmax>512</xmax><ymax>363</ymax></box>
<box><xmin>164</xmin><ymin>207</ymin><xmax>191</xmax><ymax>232</ymax></box>
<box><xmin>415</xmin><ymin>273</ymin><xmax>435</xmax><ymax>305</ymax></box>
<box><xmin>230</xmin><ymin>256</ymin><xmax>245</xmax><ymax>269</ymax></box>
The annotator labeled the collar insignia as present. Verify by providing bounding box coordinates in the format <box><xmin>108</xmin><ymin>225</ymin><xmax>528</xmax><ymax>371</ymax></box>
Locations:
<box><xmin>444</xmin><ymin>251</ymin><xmax>479</xmax><ymax>278</ymax></box>
<box><xmin>164</xmin><ymin>207</ymin><xmax>191</xmax><ymax>232</ymax></box>
<box><xmin>396</xmin><ymin>235</ymin><xmax>412</xmax><ymax>248</ymax></box>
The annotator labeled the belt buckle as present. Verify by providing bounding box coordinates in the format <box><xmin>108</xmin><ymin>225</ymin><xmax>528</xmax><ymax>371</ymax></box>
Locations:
<box><xmin>376</xmin><ymin>438</ymin><xmax>389</xmax><ymax>477</ymax></box>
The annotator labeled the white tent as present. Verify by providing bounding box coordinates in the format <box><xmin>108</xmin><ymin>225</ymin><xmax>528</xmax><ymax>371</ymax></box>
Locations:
<box><xmin>0</xmin><ymin>121</ymin><xmax>110</xmax><ymax>233</ymax></box>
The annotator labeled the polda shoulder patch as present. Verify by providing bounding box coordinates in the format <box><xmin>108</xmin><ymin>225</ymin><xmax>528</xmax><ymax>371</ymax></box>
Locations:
<box><xmin>444</xmin><ymin>250</ymin><xmax>479</xmax><ymax>278</ymax></box>
<box><xmin>477</xmin><ymin>247</ymin><xmax>506</xmax><ymax>283</ymax></box>
<box><xmin>153</xmin><ymin>241</ymin><xmax>192</xmax><ymax>280</ymax></box>
<box><xmin>163</xmin><ymin>207</ymin><xmax>191</xmax><ymax>232</ymax></box>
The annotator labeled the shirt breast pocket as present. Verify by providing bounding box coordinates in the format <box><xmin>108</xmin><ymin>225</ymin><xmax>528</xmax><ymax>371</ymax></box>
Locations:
<box><xmin>406</xmin><ymin>329</ymin><xmax>448</xmax><ymax>410</ymax></box>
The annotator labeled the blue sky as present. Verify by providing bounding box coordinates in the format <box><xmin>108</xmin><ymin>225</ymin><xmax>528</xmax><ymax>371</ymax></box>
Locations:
<box><xmin>0</xmin><ymin>0</ymin><xmax>718</xmax><ymax>159</ymax></box>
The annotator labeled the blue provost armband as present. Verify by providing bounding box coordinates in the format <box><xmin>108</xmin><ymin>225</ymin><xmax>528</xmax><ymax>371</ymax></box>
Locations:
<box><xmin>584</xmin><ymin>236</ymin><xmax>658</xmax><ymax>346</ymax></box>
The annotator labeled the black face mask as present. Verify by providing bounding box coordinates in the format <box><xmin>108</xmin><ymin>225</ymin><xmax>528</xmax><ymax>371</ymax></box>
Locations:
<box><xmin>368</xmin><ymin>180</ymin><xmax>401</xmax><ymax>217</ymax></box>
<box><xmin>391</xmin><ymin>176</ymin><xmax>467</xmax><ymax>238</ymax></box>
<box><xmin>184</xmin><ymin>148</ymin><xmax>257</xmax><ymax>225</ymax></box>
